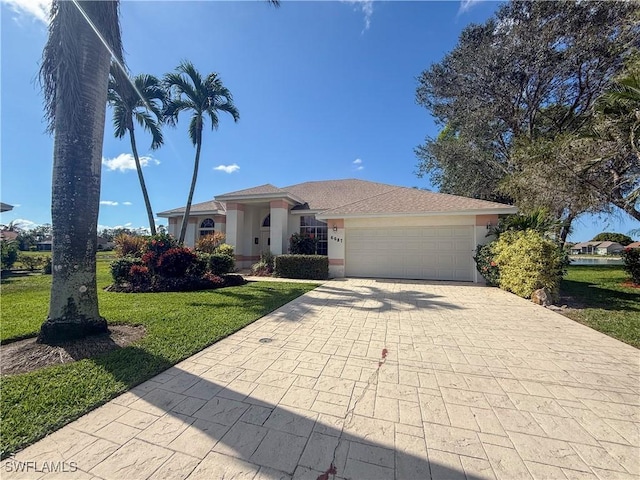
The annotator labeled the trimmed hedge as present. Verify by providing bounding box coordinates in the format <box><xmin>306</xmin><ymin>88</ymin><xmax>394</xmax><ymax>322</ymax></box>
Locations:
<box><xmin>274</xmin><ymin>255</ymin><xmax>328</xmax><ymax>280</ymax></box>
<box><xmin>209</xmin><ymin>253</ymin><xmax>235</xmax><ymax>275</ymax></box>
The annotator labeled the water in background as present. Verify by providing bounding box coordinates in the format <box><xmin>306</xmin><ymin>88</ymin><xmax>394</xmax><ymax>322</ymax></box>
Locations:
<box><xmin>570</xmin><ymin>256</ymin><xmax>624</xmax><ymax>266</ymax></box>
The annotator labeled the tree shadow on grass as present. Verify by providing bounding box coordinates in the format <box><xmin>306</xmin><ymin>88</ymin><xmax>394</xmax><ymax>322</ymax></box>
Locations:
<box><xmin>560</xmin><ymin>280</ymin><xmax>640</xmax><ymax>312</ymax></box>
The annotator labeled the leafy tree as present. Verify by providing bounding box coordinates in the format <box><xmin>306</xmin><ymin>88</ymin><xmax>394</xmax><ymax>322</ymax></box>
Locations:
<box><xmin>108</xmin><ymin>70</ymin><xmax>166</xmax><ymax>235</ymax></box>
<box><xmin>591</xmin><ymin>232</ymin><xmax>634</xmax><ymax>246</ymax></box>
<box><xmin>164</xmin><ymin>61</ymin><xmax>239</xmax><ymax>245</ymax></box>
<box><xmin>38</xmin><ymin>0</ymin><xmax>123</xmax><ymax>344</ymax></box>
<box><xmin>416</xmin><ymin>1</ymin><xmax>639</xmax><ymax>228</ymax></box>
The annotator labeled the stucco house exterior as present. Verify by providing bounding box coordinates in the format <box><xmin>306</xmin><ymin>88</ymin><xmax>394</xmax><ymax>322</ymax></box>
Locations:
<box><xmin>158</xmin><ymin>179</ymin><xmax>517</xmax><ymax>282</ymax></box>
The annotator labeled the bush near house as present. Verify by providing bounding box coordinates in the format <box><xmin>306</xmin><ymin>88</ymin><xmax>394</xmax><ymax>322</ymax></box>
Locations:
<box><xmin>275</xmin><ymin>254</ymin><xmax>328</xmax><ymax>280</ymax></box>
<box><xmin>492</xmin><ymin>230</ymin><xmax>568</xmax><ymax>300</ymax></box>
<box><xmin>289</xmin><ymin>233</ymin><xmax>317</xmax><ymax>255</ymax></box>
<box><xmin>195</xmin><ymin>232</ymin><xmax>226</xmax><ymax>253</ymax></box>
<box><xmin>620</xmin><ymin>247</ymin><xmax>640</xmax><ymax>284</ymax></box>
<box><xmin>473</xmin><ymin>244</ymin><xmax>500</xmax><ymax>287</ymax></box>
<box><xmin>114</xmin><ymin>233</ymin><xmax>146</xmax><ymax>257</ymax></box>
<box><xmin>110</xmin><ymin>233</ymin><xmax>240</xmax><ymax>292</ymax></box>
<box><xmin>252</xmin><ymin>251</ymin><xmax>276</xmax><ymax>276</ymax></box>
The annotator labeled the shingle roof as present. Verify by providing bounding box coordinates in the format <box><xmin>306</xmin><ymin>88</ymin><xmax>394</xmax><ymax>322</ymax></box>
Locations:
<box><xmin>595</xmin><ymin>241</ymin><xmax>622</xmax><ymax>248</ymax></box>
<box><xmin>628</xmin><ymin>242</ymin><xmax>640</xmax><ymax>249</ymax></box>
<box><xmin>283</xmin><ymin>179</ymin><xmax>399</xmax><ymax>211</ymax></box>
<box><xmin>316</xmin><ymin>185</ymin><xmax>517</xmax><ymax>216</ymax></box>
<box><xmin>157</xmin><ymin>200</ymin><xmax>225</xmax><ymax>217</ymax></box>
<box><xmin>216</xmin><ymin>184</ymin><xmax>285</xmax><ymax>197</ymax></box>
<box><xmin>168</xmin><ymin>179</ymin><xmax>516</xmax><ymax>218</ymax></box>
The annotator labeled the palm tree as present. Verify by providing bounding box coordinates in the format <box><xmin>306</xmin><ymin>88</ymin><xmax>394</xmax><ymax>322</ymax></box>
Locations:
<box><xmin>108</xmin><ymin>70</ymin><xmax>166</xmax><ymax>235</ymax></box>
<box><xmin>38</xmin><ymin>0</ymin><xmax>123</xmax><ymax>345</ymax></box>
<box><xmin>164</xmin><ymin>61</ymin><xmax>240</xmax><ymax>245</ymax></box>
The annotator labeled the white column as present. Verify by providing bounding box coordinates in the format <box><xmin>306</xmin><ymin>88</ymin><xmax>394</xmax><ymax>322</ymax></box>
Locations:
<box><xmin>226</xmin><ymin>203</ymin><xmax>245</xmax><ymax>262</ymax></box>
<box><xmin>270</xmin><ymin>200</ymin><xmax>289</xmax><ymax>255</ymax></box>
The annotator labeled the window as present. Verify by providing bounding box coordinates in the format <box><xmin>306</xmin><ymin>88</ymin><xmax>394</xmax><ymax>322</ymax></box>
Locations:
<box><xmin>199</xmin><ymin>218</ymin><xmax>215</xmax><ymax>238</ymax></box>
<box><xmin>262</xmin><ymin>214</ymin><xmax>271</xmax><ymax>227</ymax></box>
<box><xmin>300</xmin><ymin>216</ymin><xmax>327</xmax><ymax>255</ymax></box>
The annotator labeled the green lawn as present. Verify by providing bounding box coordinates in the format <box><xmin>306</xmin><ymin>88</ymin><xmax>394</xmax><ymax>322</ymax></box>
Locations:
<box><xmin>0</xmin><ymin>258</ymin><xmax>317</xmax><ymax>458</ymax></box>
<box><xmin>560</xmin><ymin>265</ymin><xmax>639</xmax><ymax>348</ymax></box>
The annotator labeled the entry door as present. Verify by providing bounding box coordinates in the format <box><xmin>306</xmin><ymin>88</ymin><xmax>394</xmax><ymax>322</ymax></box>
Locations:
<box><xmin>259</xmin><ymin>230</ymin><xmax>271</xmax><ymax>252</ymax></box>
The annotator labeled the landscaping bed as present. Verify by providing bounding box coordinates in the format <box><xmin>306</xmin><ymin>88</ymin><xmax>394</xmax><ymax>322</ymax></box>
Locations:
<box><xmin>0</xmin><ymin>258</ymin><xmax>318</xmax><ymax>458</ymax></box>
<box><xmin>559</xmin><ymin>265</ymin><xmax>639</xmax><ymax>348</ymax></box>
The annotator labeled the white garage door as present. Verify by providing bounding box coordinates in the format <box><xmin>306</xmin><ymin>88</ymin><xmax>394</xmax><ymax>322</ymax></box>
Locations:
<box><xmin>345</xmin><ymin>226</ymin><xmax>474</xmax><ymax>281</ymax></box>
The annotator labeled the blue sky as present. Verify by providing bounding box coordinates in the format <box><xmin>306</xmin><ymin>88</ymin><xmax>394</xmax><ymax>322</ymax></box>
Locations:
<box><xmin>1</xmin><ymin>0</ymin><xmax>637</xmax><ymax>241</ymax></box>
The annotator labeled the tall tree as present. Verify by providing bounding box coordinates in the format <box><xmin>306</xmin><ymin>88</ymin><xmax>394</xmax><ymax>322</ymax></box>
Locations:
<box><xmin>38</xmin><ymin>0</ymin><xmax>122</xmax><ymax>344</ymax></box>
<box><xmin>164</xmin><ymin>61</ymin><xmax>239</xmax><ymax>245</ymax></box>
<box><xmin>416</xmin><ymin>1</ymin><xmax>639</xmax><ymax>225</ymax></box>
<box><xmin>108</xmin><ymin>70</ymin><xmax>166</xmax><ymax>235</ymax></box>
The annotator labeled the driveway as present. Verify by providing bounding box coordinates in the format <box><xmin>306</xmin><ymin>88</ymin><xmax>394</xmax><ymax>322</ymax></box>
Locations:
<box><xmin>6</xmin><ymin>279</ymin><xmax>639</xmax><ymax>479</ymax></box>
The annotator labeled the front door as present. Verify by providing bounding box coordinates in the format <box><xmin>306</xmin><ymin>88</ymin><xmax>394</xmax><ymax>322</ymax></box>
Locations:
<box><xmin>259</xmin><ymin>230</ymin><xmax>271</xmax><ymax>253</ymax></box>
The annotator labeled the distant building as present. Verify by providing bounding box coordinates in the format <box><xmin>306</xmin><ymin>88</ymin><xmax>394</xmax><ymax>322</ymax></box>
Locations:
<box><xmin>570</xmin><ymin>241</ymin><xmax>624</xmax><ymax>255</ymax></box>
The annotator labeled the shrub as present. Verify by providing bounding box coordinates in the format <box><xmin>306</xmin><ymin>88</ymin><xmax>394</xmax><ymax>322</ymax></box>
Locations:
<box><xmin>110</xmin><ymin>256</ymin><xmax>144</xmax><ymax>284</ymax></box>
<box><xmin>18</xmin><ymin>254</ymin><xmax>46</xmax><ymax>271</ymax></box>
<box><xmin>251</xmin><ymin>251</ymin><xmax>275</xmax><ymax>276</ymax></box>
<box><xmin>189</xmin><ymin>252</ymin><xmax>210</xmax><ymax>277</ymax></box>
<box><xmin>145</xmin><ymin>233</ymin><xmax>177</xmax><ymax>257</ymax></box>
<box><xmin>274</xmin><ymin>254</ymin><xmax>328</xmax><ymax>280</ymax></box>
<box><xmin>156</xmin><ymin>247</ymin><xmax>197</xmax><ymax>278</ymax></box>
<box><xmin>473</xmin><ymin>244</ymin><xmax>499</xmax><ymax>286</ymax></box>
<box><xmin>1</xmin><ymin>241</ymin><xmax>19</xmax><ymax>271</ymax></box>
<box><xmin>621</xmin><ymin>247</ymin><xmax>640</xmax><ymax>284</ymax></box>
<box><xmin>223</xmin><ymin>274</ymin><xmax>247</xmax><ymax>287</ymax></box>
<box><xmin>216</xmin><ymin>243</ymin><xmax>234</xmax><ymax>257</ymax></box>
<box><xmin>493</xmin><ymin>230</ymin><xmax>568</xmax><ymax>300</ymax></box>
<box><xmin>42</xmin><ymin>257</ymin><xmax>52</xmax><ymax>275</ymax></box>
<box><xmin>209</xmin><ymin>253</ymin><xmax>235</xmax><ymax>275</ymax></box>
<box><xmin>196</xmin><ymin>232</ymin><xmax>226</xmax><ymax>253</ymax></box>
<box><xmin>114</xmin><ymin>234</ymin><xmax>146</xmax><ymax>258</ymax></box>
<box><xmin>289</xmin><ymin>233</ymin><xmax>317</xmax><ymax>255</ymax></box>
<box><xmin>129</xmin><ymin>265</ymin><xmax>151</xmax><ymax>287</ymax></box>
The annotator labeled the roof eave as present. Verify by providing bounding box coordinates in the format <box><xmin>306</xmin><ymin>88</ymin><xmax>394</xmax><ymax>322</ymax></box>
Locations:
<box><xmin>316</xmin><ymin>207</ymin><xmax>518</xmax><ymax>220</ymax></box>
<box><xmin>214</xmin><ymin>192</ymin><xmax>306</xmax><ymax>205</ymax></box>
<box><xmin>157</xmin><ymin>209</ymin><xmax>225</xmax><ymax>218</ymax></box>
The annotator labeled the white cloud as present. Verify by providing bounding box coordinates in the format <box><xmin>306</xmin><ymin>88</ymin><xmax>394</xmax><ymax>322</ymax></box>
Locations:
<box><xmin>344</xmin><ymin>0</ymin><xmax>374</xmax><ymax>31</ymax></box>
<box><xmin>352</xmin><ymin>158</ymin><xmax>364</xmax><ymax>171</ymax></box>
<box><xmin>353</xmin><ymin>158</ymin><xmax>362</xmax><ymax>165</ymax></box>
<box><xmin>102</xmin><ymin>153</ymin><xmax>160</xmax><ymax>173</ymax></box>
<box><xmin>458</xmin><ymin>0</ymin><xmax>482</xmax><ymax>14</ymax></box>
<box><xmin>100</xmin><ymin>200</ymin><xmax>119</xmax><ymax>206</ymax></box>
<box><xmin>1</xmin><ymin>0</ymin><xmax>50</xmax><ymax>24</ymax></box>
<box><xmin>11</xmin><ymin>218</ymin><xmax>39</xmax><ymax>230</ymax></box>
<box><xmin>122</xmin><ymin>201</ymin><xmax>133</xmax><ymax>206</ymax></box>
<box><xmin>214</xmin><ymin>164</ymin><xmax>240</xmax><ymax>174</ymax></box>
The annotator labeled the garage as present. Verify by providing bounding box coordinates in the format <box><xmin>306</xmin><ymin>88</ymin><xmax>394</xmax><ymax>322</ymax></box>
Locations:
<box><xmin>345</xmin><ymin>225</ymin><xmax>475</xmax><ymax>281</ymax></box>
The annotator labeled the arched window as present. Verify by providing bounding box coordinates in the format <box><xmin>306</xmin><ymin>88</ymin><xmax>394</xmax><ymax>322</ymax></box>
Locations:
<box><xmin>199</xmin><ymin>218</ymin><xmax>215</xmax><ymax>237</ymax></box>
<box><xmin>262</xmin><ymin>214</ymin><xmax>271</xmax><ymax>228</ymax></box>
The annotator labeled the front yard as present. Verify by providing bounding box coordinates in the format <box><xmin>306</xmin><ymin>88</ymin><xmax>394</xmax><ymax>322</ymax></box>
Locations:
<box><xmin>0</xmin><ymin>257</ymin><xmax>317</xmax><ymax>458</ymax></box>
<box><xmin>560</xmin><ymin>265</ymin><xmax>639</xmax><ymax>348</ymax></box>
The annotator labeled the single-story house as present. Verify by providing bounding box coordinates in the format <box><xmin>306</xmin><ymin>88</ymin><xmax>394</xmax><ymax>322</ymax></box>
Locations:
<box><xmin>595</xmin><ymin>241</ymin><xmax>624</xmax><ymax>255</ymax></box>
<box><xmin>158</xmin><ymin>179</ymin><xmax>518</xmax><ymax>282</ymax></box>
<box><xmin>570</xmin><ymin>242</ymin><xmax>602</xmax><ymax>255</ymax></box>
<box><xmin>37</xmin><ymin>238</ymin><xmax>53</xmax><ymax>251</ymax></box>
<box><xmin>627</xmin><ymin>241</ymin><xmax>640</xmax><ymax>249</ymax></box>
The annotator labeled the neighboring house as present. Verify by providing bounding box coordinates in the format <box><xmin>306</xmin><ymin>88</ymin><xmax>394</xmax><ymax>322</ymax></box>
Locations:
<box><xmin>159</xmin><ymin>179</ymin><xmax>517</xmax><ymax>282</ymax></box>
<box><xmin>570</xmin><ymin>242</ymin><xmax>602</xmax><ymax>255</ymax></box>
<box><xmin>0</xmin><ymin>230</ymin><xmax>18</xmax><ymax>242</ymax></box>
<box><xmin>0</xmin><ymin>202</ymin><xmax>14</xmax><ymax>213</ymax></box>
<box><xmin>595</xmin><ymin>241</ymin><xmax>624</xmax><ymax>255</ymax></box>
<box><xmin>37</xmin><ymin>238</ymin><xmax>53</xmax><ymax>251</ymax></box>
<box><xmin>627</xmin><ymin>241</ymin><xmax>640</xmax><ymax>249</ymax></box>
<box><xmin>97</xmin><ymin>236</ymin><xmax>115</xmax><ymax>251</ymax></box>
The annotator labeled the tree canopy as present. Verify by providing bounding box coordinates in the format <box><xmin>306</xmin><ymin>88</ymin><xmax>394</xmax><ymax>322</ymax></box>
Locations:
<box><xmin>591</xmin><ymin>232</ymin><xmax>634</xmax><ymax>246</ymax></box>
<box><xmin>416</xmin><ymin>0</ymin><xmax>640</xmax><ymax>231</ymax></box>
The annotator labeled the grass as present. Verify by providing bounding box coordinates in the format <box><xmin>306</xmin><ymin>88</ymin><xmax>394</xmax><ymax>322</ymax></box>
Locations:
<box><xmin>0</xmin><ymin>256</ymin><xmax>318</xmax><ymax>458</ymax></box>
<box><xmin>560</xmin><ymin>265</ymin><xmax>639</xmax><ymax>348</ymax></box>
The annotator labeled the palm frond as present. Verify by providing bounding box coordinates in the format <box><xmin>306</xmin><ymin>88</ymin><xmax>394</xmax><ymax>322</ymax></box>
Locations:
<box><xmin>188</xmin><ymin>115</ymin><xmax>203</xmax><ymax>146</ymax></box>
<box><xmin>134</xmin><ymin>110</ymin><xmax>164</xmax><ymax>149</ymax></box>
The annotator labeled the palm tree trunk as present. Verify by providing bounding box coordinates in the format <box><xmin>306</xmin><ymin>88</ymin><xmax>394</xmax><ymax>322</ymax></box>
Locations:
<box><xmin>178</xmin><ymin>137</ymin><xmax>202</xmax><ymax>245</ymax></box>
<box><xmin>129</xmin><ymin>128</ymin><xmax>157</xmax><ymax>235</ymax></box>
<box><xmin>38</xmin><ymin>1</ymin><xmax>115</xmax><ymax>345</ymax></box>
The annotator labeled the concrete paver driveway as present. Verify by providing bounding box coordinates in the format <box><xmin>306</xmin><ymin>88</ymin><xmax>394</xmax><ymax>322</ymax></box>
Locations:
<box><xmin>8</xmin><ymin>279</ymin><xmax>639</xmax><ymax>479</ymax></box>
